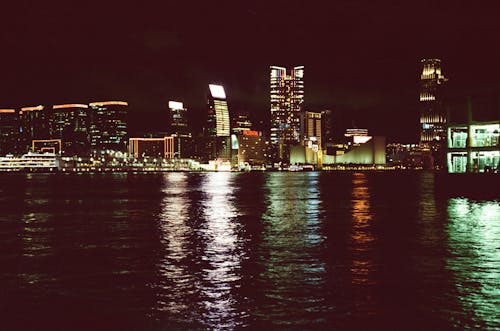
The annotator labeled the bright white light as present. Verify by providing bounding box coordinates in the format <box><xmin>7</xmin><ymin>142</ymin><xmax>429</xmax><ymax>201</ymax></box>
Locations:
<box><xmin>209</xmin><ymin>84</ymin><xmax>226</xmax><ymax>99</ymax></box>
<box><xmin>353</xmin><ymin>136</ymin><xmax>372</xmax><ymax>144</ymax></box>
<box><xmin>168</xmin><ymin>101</ymin><xmax>184</xmax><ymax>110</ymax></box>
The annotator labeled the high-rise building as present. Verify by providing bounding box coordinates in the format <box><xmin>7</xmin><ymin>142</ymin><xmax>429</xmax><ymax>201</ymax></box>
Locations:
<box><xmin>231</xmin><ymin>111</ymin><xmax>252</xmax><ymax>135</ymax></box>
<box><xmin>89</xmin><ymin>101</ymin><xmax>128</xmax><ymax>154</ymax></box>
<box><xmin>419</xmin><ymin>59</ymin><xmax>448</xmax><ymax>146</ymax></box>
<box><xmin>19</xmin><ymin>105</ymin><xmax>48</xmax><ymax>153</ymax></box>
<box><xmin>303</xmin><ymin>111</ymin><xmax>322</xmax><ymax>149</ymax></box>
<box><xmin>207</xmin><ymin>84</ymin><xmax>231</xmax><ymax>161</ymax></box>
<box><xmin>0</xmin><ymin>109</ymin><xmax>20</xmax><ymax>155</ymax></box>
<box><xmin>168</xmin><ymin>101</ymin><xmax>193</xmax><ymax>158</ymax></box>
<box><xmin>270</xmin><ymin>65</ymin><xmax>304</xmax><ymax>161</ymax></box>
<box><xmin>50</xmin><ymin>104</ymin><xmax>91</xmax><ymax>156</ymax></box>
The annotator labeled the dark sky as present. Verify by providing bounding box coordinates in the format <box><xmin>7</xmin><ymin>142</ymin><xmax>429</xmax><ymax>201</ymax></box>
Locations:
<box><xmin>2</xmin><ymin>1</ymin><xmax>500</xmax><ymax>142</ymax></box>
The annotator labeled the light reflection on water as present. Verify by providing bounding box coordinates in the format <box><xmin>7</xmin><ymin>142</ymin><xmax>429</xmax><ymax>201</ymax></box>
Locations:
<box><xmin>446</xmin><ymin>198</ymin><xmax>500</xmax><ymax>330</ymax></box>
<box><xmin>256</xmin><ymin>172</ymin><xmax>327</xmax><ymax>326</ymax></box>
<box><xmin>199</xmin><ymin>172</ymin><xmax>245</xmax><ymax>329</ymax></box>
<box><xmin>155</xmin><ymin>172</ymin><xmax>197</xmax><ymax>321</ymax></box>
<box><xmin>1</xmin><ymin>172</ymin><xmax>499</xmax><ymax>330</ymax></box>
<box><xmin>350</xmin><ymin>172</ymin><xmax>376</xmax><ymax>286</ymax></box>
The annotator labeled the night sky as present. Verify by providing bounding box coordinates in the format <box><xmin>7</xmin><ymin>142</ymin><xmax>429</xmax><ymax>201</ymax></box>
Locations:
<box><xmin>2</xmin><ymin>1</ymin><xmax>499</xmax><ymax>142</ymax></box>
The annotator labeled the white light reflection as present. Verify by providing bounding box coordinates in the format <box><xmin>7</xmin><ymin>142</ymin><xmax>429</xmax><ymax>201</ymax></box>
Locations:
<box><xmin>199</xmin><ymin>172</ymin><xmax>244</xmax><ymax>329</ymax></box>
<box><xmin>446</xmin><ymin>198</ymin><xmax>500</xmax><ymax>329</ymax></box>
<box><xmin>156</xmin><ymin>172</ymin><xmax>196</xmax><ymax>319</ymax></box>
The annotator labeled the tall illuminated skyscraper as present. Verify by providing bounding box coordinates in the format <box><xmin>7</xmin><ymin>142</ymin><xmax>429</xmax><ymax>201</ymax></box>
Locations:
<box><xmin>419</xmin><ymin>59</ymin><xmax>448</xmax><ymax>146</ymax></box>
<box><xmin>270</xmin><ymin>65</ymin><xmax>304</xmax><ymax>161</ymax></box>
<box><xmin>207</xmin><ymin>84</ymin><xmax>231</xmax><ymax>160</ymax></box>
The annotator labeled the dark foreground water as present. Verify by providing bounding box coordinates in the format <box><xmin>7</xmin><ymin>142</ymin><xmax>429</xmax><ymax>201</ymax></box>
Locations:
<box><xmin>0</xmin><ymin>172</ymin><xmax>499</xmax><ymax>330</ymax></box>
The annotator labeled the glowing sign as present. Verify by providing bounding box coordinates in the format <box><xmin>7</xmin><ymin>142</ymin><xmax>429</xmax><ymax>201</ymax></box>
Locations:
<box><xmin>0</xmin><ymin>109</ymin><xmax>15</xmax><ymax>113</ymax></box>
<box><xmin>231</xmin><ymin>134</ymin><xmax>239</xmax><ymax>150</ymax></box>
<box><xmin>209</xmin><ymin>84</ymin><xmax>226</xmax><ymax>99</ymax></box>
<box><xmin>243</xmin><ymin>130</ymin><xmax>259</xmax><ymax>137</ymax></box>
<box><xmin>168</xmin><ymin>101</ymin><xmax>184</xmax><ymax>110</ymax></box>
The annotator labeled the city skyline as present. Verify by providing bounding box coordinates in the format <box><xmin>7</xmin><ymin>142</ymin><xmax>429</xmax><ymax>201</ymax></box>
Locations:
<box><xmin>1</xmin><ymin>1</ymin><xmax>500</xmax><ymax>142</ymax></box>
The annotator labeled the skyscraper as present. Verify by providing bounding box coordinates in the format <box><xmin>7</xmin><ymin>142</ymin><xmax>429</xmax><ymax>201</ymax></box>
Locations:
<box><xmin>168</xmin><ymin>101</ymin><xmax>192</xmax><ymax>158</ymax></box>
<box><xmin>206</xmin><ymin>84</ymin><xmax>231</xmax><ymax>161</ymax></box>
<box><xmin>51</xmin><ymin>104</ymin><xmax>91</xmax><ymax>156</ymax></box>
<box><xmin>89</xmin><ymin>101</ymin><xmax>128</xmax><ymax>154</ymax></box>
<box><xmin>419</xmin><ymin>59</ymin><xmax>448</xmax><ymax>146</ymax></box>
<box><xmin>19</xmin><ymin>105</ymin><xmax>48</xmax><ymax>153</ymax></box>
<box><xmin>270</xmin><ymin>65</ymin><xmax>304</xmax><ymax>162</ymax></box>
<box><xmin>0</xmin><ymin>109</ymin><xmax>20</xmax><ymax>155</ymax></box>
<box><xmin>304</xmin><ymin>111</ymin><xmax>322</xmax><ymax>149</ymax></box>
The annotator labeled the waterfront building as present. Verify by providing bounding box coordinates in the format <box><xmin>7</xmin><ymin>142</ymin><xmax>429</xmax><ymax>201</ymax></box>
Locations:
<box><xmin>51</xmin><ymin>103</ymin><xmax>91</xmax><ymax>156</ymax></box>
<box><xmin>168</xmin><ymin>101</ymin><xmax>193</xmax><ymax>159</ymax></box>
<box><xmin>19</xmin><ymin>105</ymin><xmax>48</xmax><ymax>153</ymax></box>
<box><xmin>419</xmin><ymin>59</ymin><xmax>448</xmax><ymax>146</ymax></box>
<box><xmin>322</xmin><ymin>136</ymin><xmax>387</xmax><ymax>165</ymax></box>
<box><xmin>207</xmin><ymin>84</ymin><xmax>231</xmax><ymax>161</ymax></box>
<box><xmin>128</xmin><ymin>137</ymin><xmax>175</xmax><ymax>159</ymax></box>
<box><xmin>270</xmin><ymin>65</ymin><xmax>304</xmax><ymax>162</ymax></box>
<box><xmin>237</xmin><ymin>130</ymin><xmax>266</xmax><ymax>166</ymax></box>
<box><xmin>447</xmin><ymin>121</ymin><xmax>499</xmax><ymax>173</ymax></box>
<box><xmin>0</xmin><ymin>109</ymin><xmax>20</xmax><ymax>155</ymax></box>
<box><xmin>303</xmin><ymin>111</ymin><xmax>322</xmax><ymax>149</ymax></box>
<box><xmin>89</xmin><ymin>101</ymin><xmax>128</xmax><ymax>154</ymax></box>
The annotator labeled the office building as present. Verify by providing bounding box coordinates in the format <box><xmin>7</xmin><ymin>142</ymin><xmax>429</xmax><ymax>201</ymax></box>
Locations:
<box><xmin>19</xmin><ymin>105</ymin><xmax>48</xmax><ymax>153</ymax></box>
<box><xmin>419</xmin><ymin>59</ymin><xmax>448</xmax><ymax>146</ymax></box>
<box><xmin>303</xmin><ymin>111</ymin><xmax>322</xmax><ymax>149</ymax></box>
<box><xmin>0</xmin><ymin>109</ymin><xmax>20</xmax><ymax>155</ymax></box>
<box><xmin>236</xmin><ymin>130</ymin><xmax>266</xmax><ymax>166</ymax></box>
<box><xmin>231</xmin><ymin>111</ymin><xmax>252</xmax><ymax>135</ymax></box>
<box><xmin>89</xmin><ymin>101</ymin><xmax>128</xmax><ymax>154</ymax></box>
<box><xmin>206</xmin><ymin>84</ymin><xmax>231</xmax><ymax>161</ymax></box>
<box><xmin>168</xmin><ymin>101</ymin><xmax>193</xmax><ymax>158</ymax></box>
<box><xmin>51</xmin><ymin>103</ymin><xmax>91</xmax><ymax>156</ymax></box>
<box><xmin>270</xmin><ymin>65</ymin><xmax>304</xmax><ymax>161</ymax></box>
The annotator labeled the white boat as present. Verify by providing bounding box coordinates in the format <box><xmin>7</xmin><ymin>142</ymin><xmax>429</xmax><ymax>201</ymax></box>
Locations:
<box><xmin>0</xmin><ymin>152</ymin><xmax>59</xmax><ymax>172</ymax></box>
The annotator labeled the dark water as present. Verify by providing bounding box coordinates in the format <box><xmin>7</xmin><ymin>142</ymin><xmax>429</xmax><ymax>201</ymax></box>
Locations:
<box><xmin>1</xmin><ymin>172</ymin><xmax>499</xmax><ymax>330</ymax></box>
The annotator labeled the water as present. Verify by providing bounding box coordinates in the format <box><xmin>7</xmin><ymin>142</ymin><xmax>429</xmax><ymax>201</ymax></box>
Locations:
<box><xmin>1</xmin><ymin>172</ymin><xmax>499</xmax><ymax>330</ymax></box>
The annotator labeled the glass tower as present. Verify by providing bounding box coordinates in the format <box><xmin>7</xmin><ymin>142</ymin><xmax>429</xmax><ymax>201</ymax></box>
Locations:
<box><xmin>270</xmin><ymin>65</ymin><xmax>304</xmax><ymax>162</ymax></box>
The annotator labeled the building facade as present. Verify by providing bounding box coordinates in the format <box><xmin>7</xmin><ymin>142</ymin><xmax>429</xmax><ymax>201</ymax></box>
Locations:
<box><xmin>0</xmin><ymin>109</ymin><xmax>20</xmax><ymax>155</ymax></box>
<box><xmin>419</xmin><ymin>58</ymin><xmax>448</xmax><ymax>146</ymax></box>
<box><xmin>270</xmin><ymin>65</ymin><xmax>304</xmax><ymax>162</ymax></box>
<box><xmin>447</xmin><ymin>121</ymin><xmax>499</xmax><ymax>173</ymax></box>
<box><xmin>19</xmin><ymin>105</ymin><xmax>48</xmax><ymax>153</ymax></box>
<box><xmin>50</xmin><ymin>104</ymin><xmax>91</xmax><ymax>156</ymax></box>
<box><xmin>207</xmin><ymin>84</ymin><xmax>231</xmax><ymax>161</ymax></box>
<box><xmin>89</xmin><ymin>101</ymin><xmax>128</xmax><ymax>154</ymax></box>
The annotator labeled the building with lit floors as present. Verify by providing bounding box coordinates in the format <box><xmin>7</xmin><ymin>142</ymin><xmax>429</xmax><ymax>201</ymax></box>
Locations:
<box><xmin>19</xmin><ymin>105</ymin><xmax>48</xmax><ymax>153</ymax></box>
<box><xmin>168</xmin><ymin>101</ymin><xmax>193</xmax><ymax>159</ymax></box>
<box><xmin>0</xmin><ymin>109</ymin><xmax>20</xmax><ymax>155</ymax></box>
<box><xmin>447</xmin><ymin>121</ymin><xmax>499</xmax><ymax>173</ymax></box>
<box><xmin>419</xmin><ymin>58</ymin><xmax>448</xmax><ymax>147</ymax></box>
<box><xmin>89</xmin><ymin>101</ymin><xmax>128</xmax><ymax>155</ymax></box>
<box><xmin>206</xmin><ymin>84</ymin><xmax>231</xmax><ymax>161</ymax></box>
<box><xmin>270</xmin><ymin>65</ymin><xmax>304</xmax><ymax>163</ymax></box>
<box><xmin>50</xmin><ymin>104</ymin><xmax>91</xmax><ymax>156</ymax></box>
